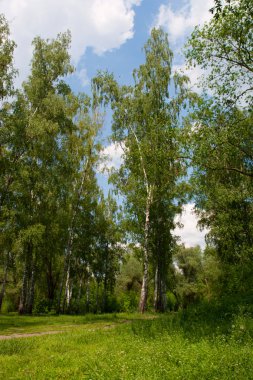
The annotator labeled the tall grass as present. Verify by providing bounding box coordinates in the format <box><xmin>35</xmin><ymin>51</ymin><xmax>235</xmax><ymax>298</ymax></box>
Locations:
<box><xmin>0</xmin><ymin>304</ymin><xmax>253</xmax><ymax>379</ymax></box>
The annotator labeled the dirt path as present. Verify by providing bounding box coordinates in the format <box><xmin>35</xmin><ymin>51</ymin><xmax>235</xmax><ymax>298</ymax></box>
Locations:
<box><xmin>0</xmin><ymin>320</ymin><xmax>133</xmax><ymax>340</ymax></box>
<box><xmin>0</xmin><ymin>330</ymin><xmax>64</xmax><ymax>340</ymax></box>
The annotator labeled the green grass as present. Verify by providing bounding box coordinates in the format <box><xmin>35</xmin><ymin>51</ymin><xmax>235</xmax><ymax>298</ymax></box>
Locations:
<box><xmin>1</xmin><ymin>309</ymin><xmax>253</xmax><ymax>379</ymax></box>
<box><xmin>0</xmin><ymin>313</ymin><xmax>135</xmax><ymax>335</ymax></box>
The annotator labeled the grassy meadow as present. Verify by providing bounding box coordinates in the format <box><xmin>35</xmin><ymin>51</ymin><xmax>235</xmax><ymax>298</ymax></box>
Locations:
<box><xmin>1</xmin><ymin>305</ymin><xmax>253</xmax><ymax>379</ymax></box>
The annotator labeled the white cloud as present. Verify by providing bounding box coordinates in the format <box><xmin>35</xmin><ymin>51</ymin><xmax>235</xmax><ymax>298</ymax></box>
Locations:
<box><xmin>76</xmin><ymin>68</ymin><xmax>89</xmax><ymax>88</ymax></box>
<box><xmin>98</xmin><ymin>142</ymin><xmax>125</xmax><ymax>173</ymax></box>
<box><xmin>174</xmin><ymin>203</ymin><xmax>208</xmax><ymax>249</ymax></box>
<box><xmin>173</xmin><ymin>63</ymin><xmax>205</xmax><ymax>93</ymax></box>
<box><xmin>0</xmin><ymin>0</ymin><xmax>141</xmax><ymax>85</ymax></box>
<box><xmin>152</xmin><ymin>1</ymin><xmax>214</xmax><ymax>93</ymax></box>
<box><xmin>154</xmin><ymin>0</ymin><xmax>213</xmax><ymax>44</ymax></box>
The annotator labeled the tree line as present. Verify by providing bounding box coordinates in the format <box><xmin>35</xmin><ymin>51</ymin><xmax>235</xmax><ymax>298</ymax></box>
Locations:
<box><xmin>0</xmin><ymin>0</ymin><xmax>252</xmax><ymax>314</ymax></box>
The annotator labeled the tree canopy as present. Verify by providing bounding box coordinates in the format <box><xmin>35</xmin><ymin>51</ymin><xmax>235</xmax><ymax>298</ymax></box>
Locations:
<box><xmin>0</xmin><ymin>1</ymin><xmax>253</xmax><ymax>314</ymax></box>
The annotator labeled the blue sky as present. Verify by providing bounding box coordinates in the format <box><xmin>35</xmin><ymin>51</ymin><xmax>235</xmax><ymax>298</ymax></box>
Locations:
<box><xmin>1</xmin><ymin>0</ymin><xmax>213</xmax><ymax>247</ymax></box>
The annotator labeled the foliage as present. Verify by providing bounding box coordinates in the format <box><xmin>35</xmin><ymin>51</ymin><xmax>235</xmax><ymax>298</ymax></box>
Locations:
<box><xmin>116</xmin><ymin>255</ymin><xmax>142</xmax><ymax>294</ymax></box>
<box><xmin>0</xmin><ymin>18</ymin><xmax>120</xmax><ymax>315</ymax></box>
<box><xmin>114</xmin><ymin>254</ymin><xmax>142</xmax><ymax>312</ymax></box>
<box><xmin>0</xmin><ymin>14</ymin><xmax>16</xmax><ymax>99</ymax></box>
<box><xmin>185</xmin><ymin>0</ymin><xmax>253</xmax><ymax>106</ymax></box>
<box><xmin>185</xmin><ymin>0</ymin><xmax>253</xmax><ymax>295</ymax></box>
<box><xmin>172</xmin><ymin>245</ymin><xmax>221</xmax><ymax>308</ymax></box>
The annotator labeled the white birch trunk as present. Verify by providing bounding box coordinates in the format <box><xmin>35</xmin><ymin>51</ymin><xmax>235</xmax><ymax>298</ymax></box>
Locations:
<box><xmin>139</xmin><ymin>188</ymin><xmax>152</xmax><ymax>313</ymax></box>
<box><xmin>65</xmin><ymin>266</ymin><xmax>72</xmax><ymax>309</ymax></box>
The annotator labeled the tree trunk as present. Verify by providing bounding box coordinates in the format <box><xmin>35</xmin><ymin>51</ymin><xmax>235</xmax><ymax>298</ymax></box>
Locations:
<box><xmin>64</xmin><ymin>265</ymin><xmax>72</xmax><ymax>312</ymax></box>
<box><xmin>0</xmin><ymin>253</ymin><xmax>9</xmax><ymax>312</ymax></box>
<box><xmin>19</xmin><ymin>256</ymin><xmax>29</xmax><ymax>314</ymax></box>
<box><xmin>77</xmin><ymin>275</ymin><xmax>83</xmax><ymax>313</ymax></box>
<box><xmin>27</xmin><ymin>260</ymin><xmax>36</xmax><ymax>314</ymax></box>
<box><xmin>96</xmin><ymin>281</ymin><xmax>100</xmax><ymax>313</ymax></box>
<box><xmin>57</xmin><ymin>159</ymin><xmax>90</xmax><ymax>314</ymax></box>
<box><xmin>154</xmin><ymin>266</ymin><xmax>158</xmax><ymax>310</ymax></box>
<box><xmin>57</xmin><ymin>236</ymin><xmax>73</xmax><ymax>314</ymax></box>
<box><xmin>139</xmin><ymin>189</ymin><xmax>152</xmax><ymax>313</ymax></box>
<box><xmin>103</xmin><ymin>245</ymin><xmax>109</xmax><ymax>313</ymax></box>
<box><xmin>139</xmin><ymin>255</ymin><xmax>149</xmax><ymax>313</ymax></box>
<box><xmin>46</xmin><ymin>259</ymin><xmax>56</xmax><ymax>303</ymax></box>
<box><xmin>103</xmin><ymin>278</ymin><xmax>108</xmax><ymax>313</ymax></box>
<box><xmin>86</xmin><ymin>266</ymin><xmax>90</xmax><ymax>313</ymax></box>
<box><xmin>154</xmin><ymin>232</ymin><xmax>167</xmax><ymax>312</ymax></box>
<box><xmin>154</xmin><ymin>262</ymin><xmax>167</xmax><ymax>312</ymax></box>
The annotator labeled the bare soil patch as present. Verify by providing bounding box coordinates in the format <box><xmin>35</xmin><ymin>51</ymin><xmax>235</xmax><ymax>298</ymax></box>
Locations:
<box><xmin>0</xmin><ymin>330</ymin><xmax>63</xmax><ymax>340</ymax></box>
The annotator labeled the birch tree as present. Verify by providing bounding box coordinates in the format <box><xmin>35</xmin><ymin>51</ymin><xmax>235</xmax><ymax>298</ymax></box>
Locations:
<box><xmin>93</xmin><ymin>28</ymin><xmax>191</xmax><ymax>312</ymax></box>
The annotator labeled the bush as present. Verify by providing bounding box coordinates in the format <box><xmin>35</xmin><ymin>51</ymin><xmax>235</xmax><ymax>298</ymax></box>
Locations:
<box><xmin>104</xmin><ymin>294</ymin><xmax>120</xmax><ymax>313</ymax></box>
<box><xmin>1</xmin><ymin>298</ymin><xmax>16</xmax><ymax>313</ymax></box>
<box><xmin>33</xmin><ymin>299</ymin><xmax>53</xmax><ymax>314</ymax></box>
<box><xmin>166</xmin><ymin>291</ymin><xmax>177</xmax><ymax>311</ymax></box>
<box><xmin>118</xmin><ymin>291</ymin><xmax>139</xmax><ymax>312</ymax></box>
